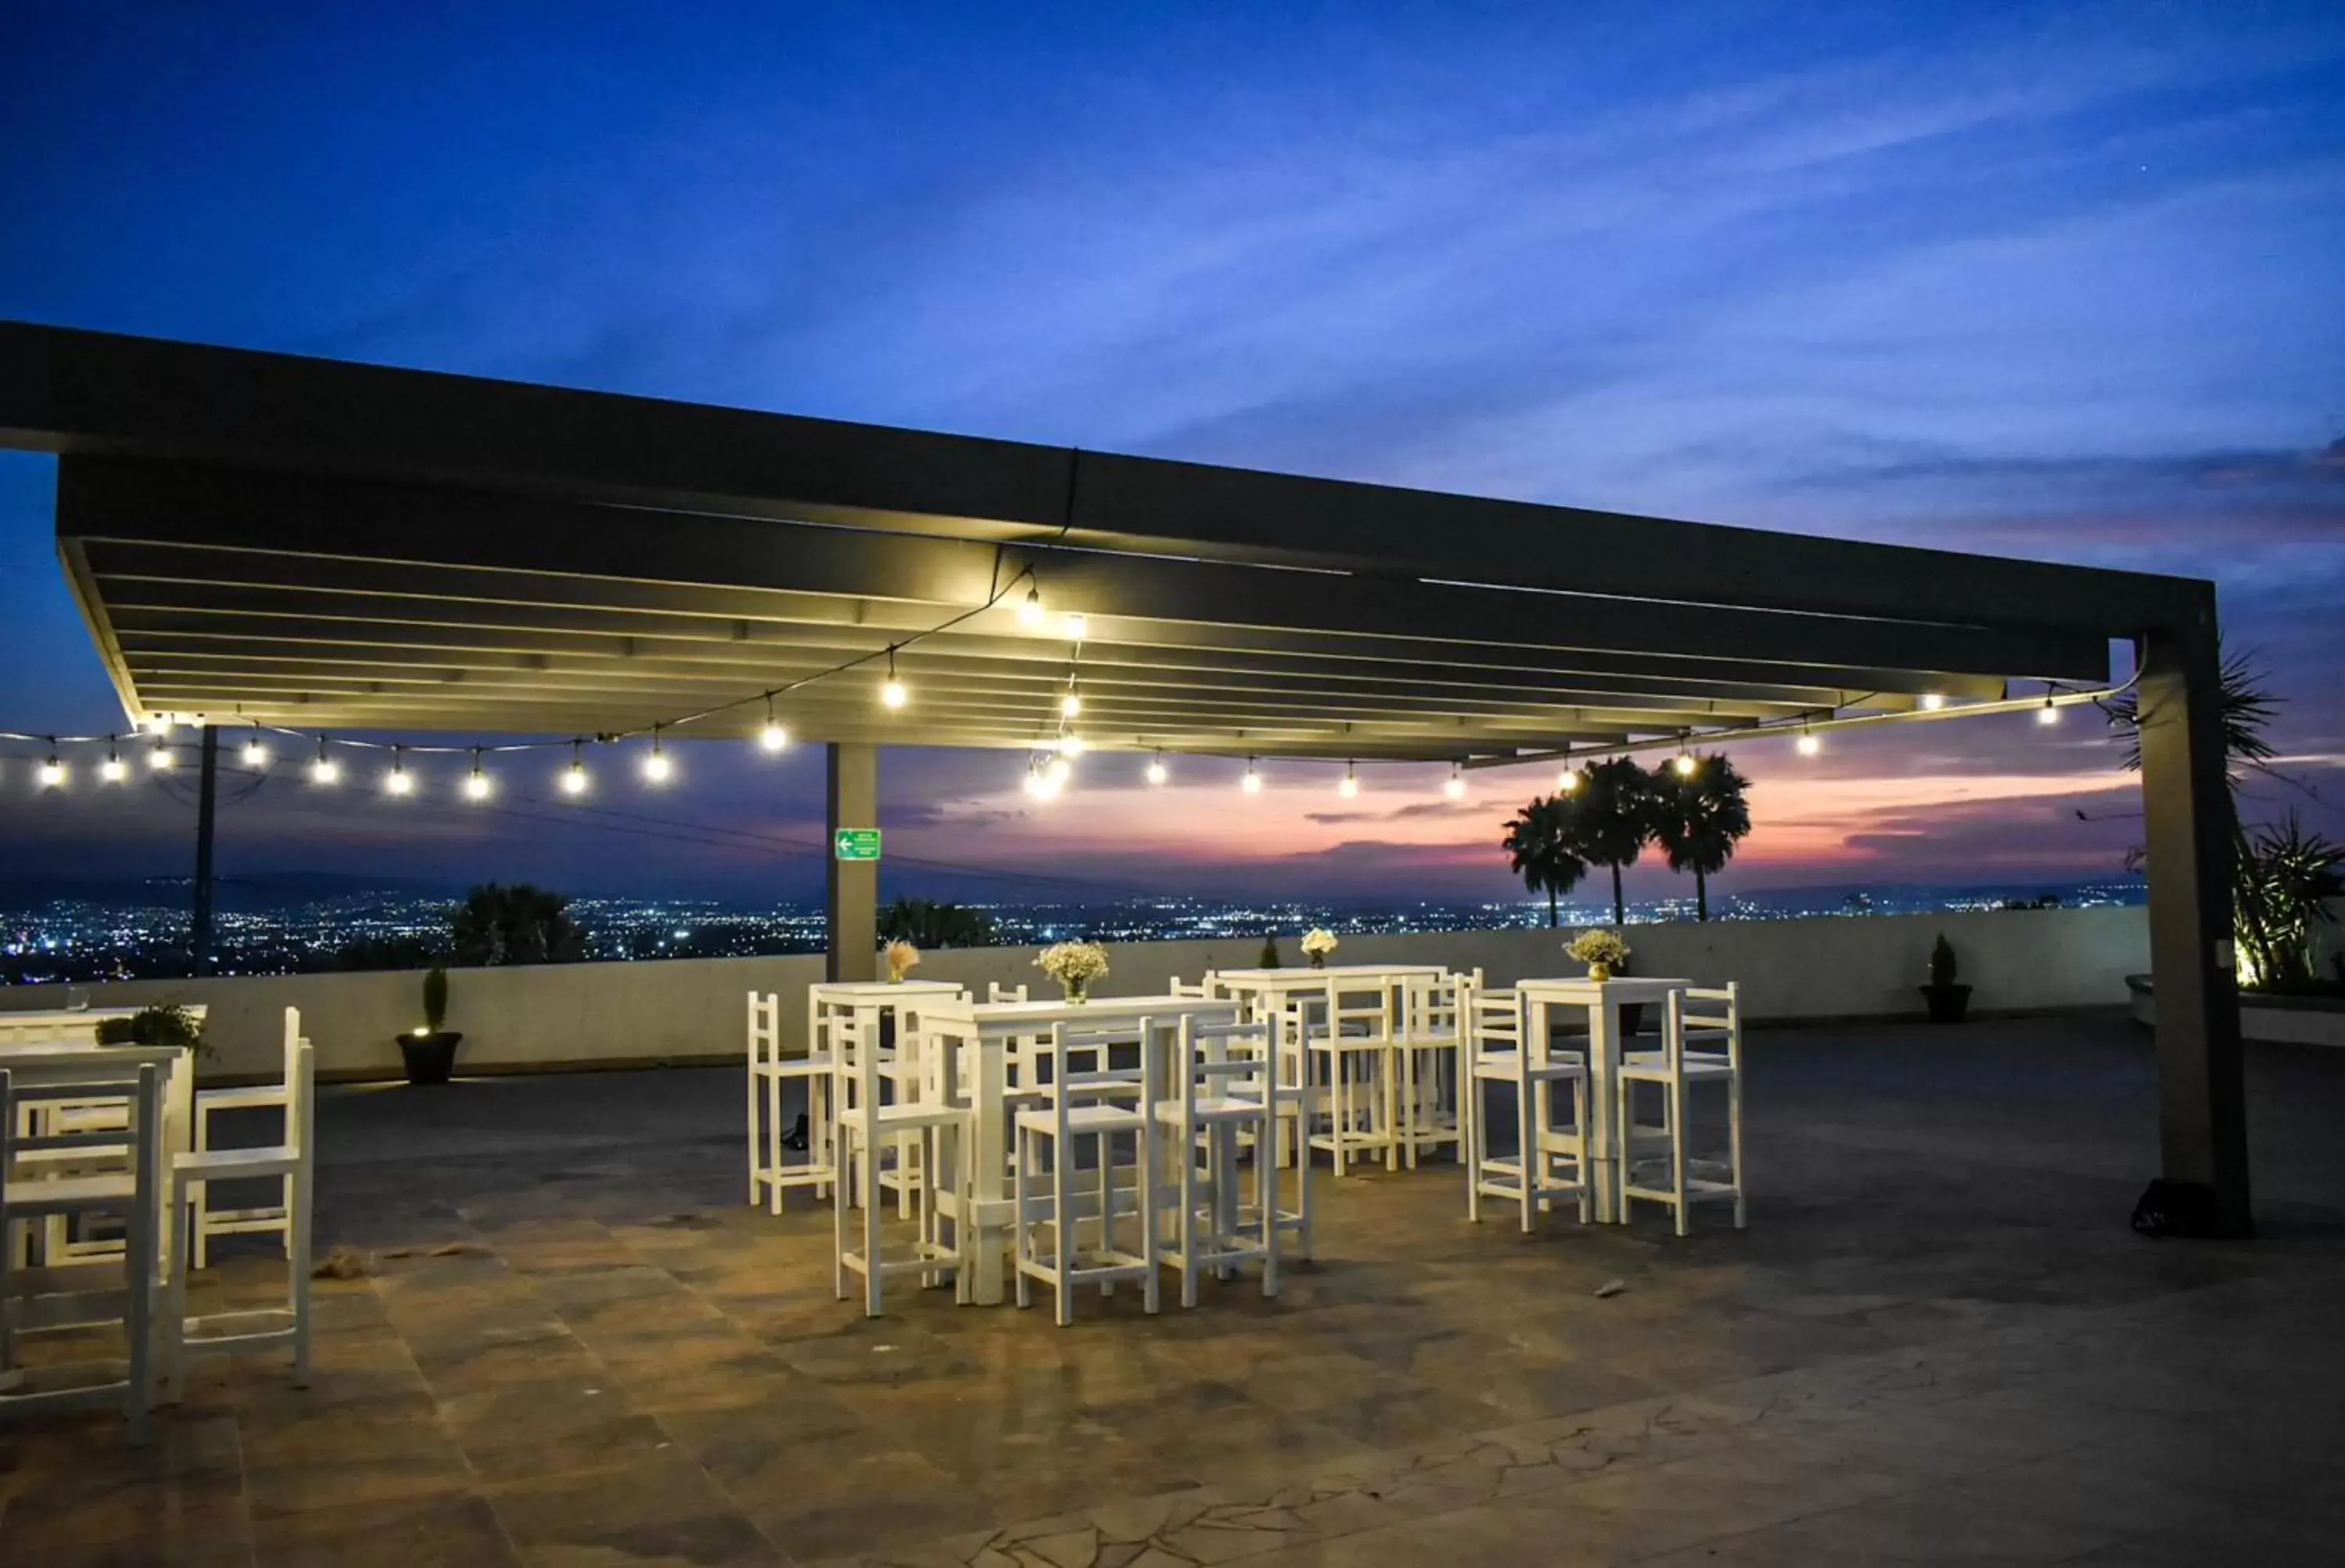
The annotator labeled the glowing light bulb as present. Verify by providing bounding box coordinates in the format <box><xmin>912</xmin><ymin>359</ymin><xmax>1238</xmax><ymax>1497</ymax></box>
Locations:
<box><xmin>148</xmin><ymin>742</ymin><xmax>174</xmax><ymax>771</ymax></box>
<box><xmin>1795</xmin><ymin>731</ymin><xmax>1821</xmax><ymax>757</ymax></box>
<box><xmin>1444</xmin><ymin>768</ymin><xmax>1466</xmax><ymax>800</ymax></box>
<box><xmin>1241</xmin><ymin>761</ymin><xmax>1262</xmax><ymax>794</ymax></box>
<box><xmin>1058</xmin><ymin>734</ymin><xmax>1087</xmax><ymax>757</ymax></box>
<box><xmin>1673</xmin><ymin>753</ymin><xmax>1697</xmax><ymax>778</ymax></box>
<box><xmin>759</xmin><ymin>720</ymin><xmax>789</xmax><ymax>753</ymax></box>
<box><xmin>1060</xmin><ymin>613</ymin><xmax>1087</xmax><ymax>639</ymax></box>
<box><xmin>100</xmin><ymin>750</ymin><xmax>127</xmax><ymax>783</ymax></box>
<box><xmin>462</xmin><ymin>767</ymin><xmax>489</xmax><ymax>801</ymax></box>
<box><xmin>643</xmin><ymin>746</ymin><xmax>672</xmax><ymax>783</ymax></box>
<box><xmin>241</xmin><ymin>737</ymin><xmax>269</xmax><ymax>767</ymax></box>
<box><xmin>1047</xmin><ymin>755</ymin><xmax>1072</xmax><ymax>784</ymax></box>
<box><xmin>562</xmin><ymin>761</ymin><xmax>589</xmax><ymax>796</ymax></box>
<box><xmin>1556</xmin><ymin>768</ymin><xmax>1581</xmax><ymax>793</ymax></box>
<box><xmin>1145</xmin><ymin>754</ymin><xmax>1169</xmax><ymax>786</ymax></box>
<box><xmin>144</xmin><ymin>714</ymin><xmax>173</xmax><ymax>736</ymax></box>
<box><xmin>38</xmin><ymin>755</ymin><xmax>66</xmax><ymax>789</ymax></box>
<box><xmin>1919</xmin><ymin>693</ymin><xmax>1946</xmax><ymax>711</ymax></box>
<box><xmin>2037</xmin><ymin>699</ymin><xmax>2060</xmax><ymax>727</ymax></box>
<box><xmin>385</xmin><ymin>766</ymin><xmax>414</xmax><ymax>797</ymax></box>
<box><xmin>1017</xmin><ymin>587</ymin><xmax>1045</xmax><ymax>628</ymax></box>
<box><xmin>1338</xmin><ymin>763</ymin><xmax>1359</xmax><ymax>797</ymax></box>
<box><xmin>1060</xmin><ymin>692</ymin><xmax>1082</xmax><ymax>718</ymax></box>
<box><xmin>312</xmin><ymin>756</ymin><xmax>340</xmax><ymax>785</ymax></box>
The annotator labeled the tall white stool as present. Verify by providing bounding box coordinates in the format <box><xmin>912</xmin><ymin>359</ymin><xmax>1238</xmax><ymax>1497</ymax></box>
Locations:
<box><xmin>986</xmin><ymin>982</ymin><xmax>1029</xmax><ymax>1003</ymax></box>
<box><xmin>750</xmin><ymin>990</ymin><xmax>833</xmax><ymax>1210</ymax></box>
<box><xmin>1153</xmin><ymin>1016</ymin><xmax>1280</xmax><ymax>1307</ymax></box>
<box><xmin>1</xmin><ymin>1061</ymin><xmax>163</xmax><ymax>1445</ymax></box>
<box><xmin>1464</xmin><ymin>988</ymin><xmax>1592</xmax><ymax>1231</ymax></box>
<box><xmin>1167</xmin><ymin>974</ymin><xmax>1218</xmax><ymax>1001</ymax></box>
<box><xmin>1617</xmin><ymin>985</ymin><xmax>1746</xmax><ymax>1235</ymax></box>
<box><xmin>1306</xmin><ymin>979</ymin><xmax>1398</xmax><ymax>1176</ymax></box>
<box><xmin>1014</xmin><ymin>1022</ymin><xmax>1160</xmax><ymax>1326</ymax></box>
<box><xmin>1393</xmin><ymin>973</ymin><xmax>1464</xmax><ymax>1169</ymax></box>
<box><xmin>186</xmin><ymin>1005</ymin><xmax>303</xmax><ymax>1267</ymax></box>
<box><xmin>166</xmin><ymin>1039</ymin><xmax>314</xmax><ymax>1389</ymax></box>
<box><xmin>833</xmin><ymin>1004</ymin><xmax>970</xmax><ymax>1317</ymax></box>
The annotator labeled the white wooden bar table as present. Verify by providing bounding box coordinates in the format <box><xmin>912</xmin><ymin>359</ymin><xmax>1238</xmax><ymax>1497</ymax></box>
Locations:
<box><xmin>0</xmin><ymin>1008</ymin><xmax>145</xmax><ymax>1044</ymax></box>
<box><xmin>807</xmin><ymin>982</ymin><xmax>967</xmax><ymax>1212</ymax></box>
<box><xmin>958</xmin><ymin>993</ymin><xmax>1237</xmax><ymax>1306</ymax></box>
<box><xmin>1211</xmin><ymin>965</ymin><xmax>1445</xmax><ymax>1165</ymax></box>
<box><xmin>1513</xmin><ymin>977</ymin><xmax>1691</xmax><ymax>1223</ymax></box>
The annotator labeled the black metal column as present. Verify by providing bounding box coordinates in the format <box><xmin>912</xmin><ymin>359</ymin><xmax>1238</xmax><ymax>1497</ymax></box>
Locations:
<box><xmin>190</xmin><ymin>722</ymin><xmax>219</xmax><ymax>976</ymax></box>
<box><xmin>2138</xmin><ymin>608</ymin><xmax>2251</xmax><ymax>1236</ymax></box>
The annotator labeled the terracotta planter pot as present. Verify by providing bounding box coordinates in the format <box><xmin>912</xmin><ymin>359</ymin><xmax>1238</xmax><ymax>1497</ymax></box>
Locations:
<box><xmin>396</xmin><ymin>1029</ymin><xmax>464</xmax><ymax>1085</ymax></box>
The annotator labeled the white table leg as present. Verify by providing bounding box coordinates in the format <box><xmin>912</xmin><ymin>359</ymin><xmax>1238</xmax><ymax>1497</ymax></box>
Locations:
<box><xmin>968</xmin><ymin>1039</ymin><xmax>1008</xmax><ymax>1305</ymax></box>
<box><xmin>1588</xmin><ymin>1001</ymin><xmax>1620</xmax><ymax>1223</ymax></box>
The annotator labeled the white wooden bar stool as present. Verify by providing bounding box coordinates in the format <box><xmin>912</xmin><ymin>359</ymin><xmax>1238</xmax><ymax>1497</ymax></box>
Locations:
<box><xmin>986</xmin><ymin>982</ymin><xmax>1029</xmax><ymax>1003</ymax></box>
<box><xmin>1014</xmin><ymin>1022</ymin><xmax>1160</xmax><ymax>1326</ymax></box>
<box><xmin>1</xmin><ymin>1061</ymin><xmax>163</xmax><ymax>1445</ymax></box>
<box><xmin>1153</xmin><ymin>1016</ymin><xmax>1280</xmax><ymax>1307</ymax></box>
<box><xmin>1305</xmin><ymin>979</ymin><xmax>1398</xmax><ymax>1176</ymax></box>
<box><xmin>185</xmin><ymin>1006</ymin><xmax>302</xmax><ymax>1267</ymax></box>
<box><xmin>1617</xmin><ymin>984</ymin><xmax>1746</xmax><ymax>1235</ymax></box>
<box><xmin>833</xmin><ymin>1002</ymin><xmax>972</xmax><ymax>1317</ymax></box>
<box><xmin>750</xmin><ymin>990</ymin><xmax>833</xmax><ymax>1210</ymax></box>
<box><xmin>1465</xmin><ymin>988</ymin><xmax>1592</xmax><ymax>1231</ymax></box>
<box><xmin>166</xmin><ymin>1037</ymin><xmax>314</xmax><ymax>1390</ymax></box>
<box><xmin>1167</xmin><ymin>973</ymin><xmax>1219</xmax><ymax>1001</ymax></box>
<box><xmin>1393</xmin><ymin>973</ymin><xmax>1465</xmax><ymax>1169</ymax></box>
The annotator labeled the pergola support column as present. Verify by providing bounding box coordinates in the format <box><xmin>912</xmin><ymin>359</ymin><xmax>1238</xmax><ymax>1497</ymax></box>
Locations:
<box><xmin>2138</xmin><ymin>615</ymin><xmax>2251</xmax><ymax>1237</ymax></box>
<box><xmin>825</xmin><ymin>742</ymin><xmax>878</xmax><ymax>983</ymax></box>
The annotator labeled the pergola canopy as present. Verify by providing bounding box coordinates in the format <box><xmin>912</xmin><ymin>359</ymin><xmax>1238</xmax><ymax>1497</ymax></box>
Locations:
<box><xmin>5</xmin><ymin>320</ymin><xmax>2201</xmax><ymax>761</ymax></box>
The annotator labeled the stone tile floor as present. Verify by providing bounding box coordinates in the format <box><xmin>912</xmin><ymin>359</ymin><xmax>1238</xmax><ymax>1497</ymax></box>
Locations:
<box><xmin>5</xmin><ymin>1013</ymin><xmax>2343</xmax><ymax>1566</ymax></box>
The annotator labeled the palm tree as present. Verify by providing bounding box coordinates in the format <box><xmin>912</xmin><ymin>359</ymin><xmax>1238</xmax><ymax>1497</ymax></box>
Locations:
<box><xmin>1575</xmin><ymin>757</ymin><xmax>1656</xmax><ymax>926</ymax></box>
<box><xmin>877</xmin><ymin>897</ymin><xmax>997</xmax><ymax>948</ymax></box>
<box><xmin>1650</xmin><ymin>754</ymin><xmax>1752</xmax><ymax>922</ymax></box>
<box><xmin>449</xmin><ymin>882</ymin><xmax>585</xmax><ymax>965</ymax></box>
<box><xmin>1502</xmin><ymin>795</ymin><xmax>1589</xmax><ymax>927</ymax></box>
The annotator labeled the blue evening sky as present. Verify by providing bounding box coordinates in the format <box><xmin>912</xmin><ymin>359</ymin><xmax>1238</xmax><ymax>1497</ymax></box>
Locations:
<box><xmin>2</xmin><ymin>2</ymin><xmax>2340</xmax><ymax>904</ymax></box>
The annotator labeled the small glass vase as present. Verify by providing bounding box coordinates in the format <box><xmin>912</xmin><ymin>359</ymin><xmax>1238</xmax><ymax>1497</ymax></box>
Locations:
<box><xmin>1308</xmin><ymin>953</ymin><xmax>1326</xmax><ymax>970</ymax></box>
<box><xmin>1586</xmin><ymin>961</ymin><xmax>1612</xmax><ymax>982</ymax></box>
<box><xmin>1062</xmin><ymin>979</ymin><xmax>1088</xmax><ymax>1004</ymax></box>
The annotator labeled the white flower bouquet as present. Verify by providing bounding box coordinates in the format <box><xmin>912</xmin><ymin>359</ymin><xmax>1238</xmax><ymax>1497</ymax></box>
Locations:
<box><xmin>883</xmin><ymin>939</ymin><xmax>920</xmax><ymax>983</ymax></box>
<box><xmin>1300</xmin><ymin>928</ymin><xmax>1339</xmax><ymax>968</ymax></box>
<box><xmin>1036</xmin><ymin>940</ymin><xmax>1110</xmax><ymax>1001</ymax></box>
<box><xmin>1565</xmin><ymin>928</ymin><xmax>1631</xmax><ymax>980</ymax></box>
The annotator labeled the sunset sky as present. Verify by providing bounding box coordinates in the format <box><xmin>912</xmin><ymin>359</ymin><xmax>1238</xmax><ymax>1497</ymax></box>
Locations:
<box><xmin>3</xmin><ymin>2</ymin><xmax>2341</xmax><ymax>906</ymax></box>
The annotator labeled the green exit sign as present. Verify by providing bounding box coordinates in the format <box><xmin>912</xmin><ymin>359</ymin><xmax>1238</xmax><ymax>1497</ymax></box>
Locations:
<box><xmin>833</xmin><ymin>828</ymin><xmax>883</xmax><ymax>861</ymax></box>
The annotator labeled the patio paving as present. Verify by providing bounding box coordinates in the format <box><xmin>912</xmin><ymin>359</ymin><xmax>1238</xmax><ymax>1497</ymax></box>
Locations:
<box><xmin>5</xmin><ymin>1012</ymin><xmax>2343</xmax><ymax>1566</ymax></box>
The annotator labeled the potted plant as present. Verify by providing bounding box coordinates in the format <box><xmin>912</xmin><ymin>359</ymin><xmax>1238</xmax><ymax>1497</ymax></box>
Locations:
<box><xmin>1566</xmin><ymin>929</ymin><xmax>1631</xmax><ymax>982</ymax></box>
<box><xmin>1921</xmin><ymin>933</ymin><xmax>1971</xmax><ymax>1023</ymax></box>
<box><xmin>95</xmin><ymin>1002</ymin><xmax>210</xmax><ymax>1056</ymax></box>
<box><xmin>1036</xmin><ymin>940</ymin><xmax>1109</xmax><ymax>1003</ymax></box>
<box><xmin>1301</xmin><ymin>928</ymin><xmax>1338</xmax><ymax>970</ymax></box>
<box><xmin>1258</xmin><ymin>933</ymin><xmax>1281</xmax><ymax>969</ymax></box>
<box><xmin>883</xmin><ymin>939</ymin><xmax>921</xmax><ymax>983</ymax></box>
<box><xmin>398</xmin><ymin>964</ymin><xmax>464</xmax><ymax>1084</ymax></box>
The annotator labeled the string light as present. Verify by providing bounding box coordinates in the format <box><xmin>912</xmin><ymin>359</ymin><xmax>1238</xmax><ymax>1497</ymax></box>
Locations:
<box><xmin>385</xmin><ymin>747</ymin><xmax>414</xmax><ymax>797</ymax></box>
<box><xmin>143</xmin><ymin>713</ymin><xmax>172</xmax><ymax>736</ymax></box>
<box><xmin>1556</xmin><ymin>766</ymin><xmax>1581</xmax><ymax>793</ymax></box>
<box><xmin>100</xmin><ymin>743</ymin><xmax>127</xmax><ymax>783</ymax></box>
<box><xmin>310</xmin><ymin>738</ymin><xmax>340</xmax><ymax>785</ymax></box>
<box><xmin>2037</xmin><ymin>694</ymin><xmax>2060</xmax><ymax>726</ymax></box>
<box><xmin>1058</xmin><ymin>734</ymin><xmax>1087</xmax><ymax>757</ymax></box>
<box><xmin>643</xmin><ymin>728</ymin><xmax>673</xmax><ymax>783</ymax></box>
<box><xmin>759</xmin><ymin>696</ymin><xmax>789</xmax><ymax>754</ymax></box>
<box><xmin>148</xmin><ymin>736</ymin><xmax>174</xmax><ymax>770</ymax></box>
<box><xmin>1047</xmin><ymin>754</ymin><xmax>1072</xmax><ymax>785</ymax></box>
<box><xmin>1241</xmin><ymin>757</ymin><xmax>1262</xmax><ymax>793</ymax></box>
<box><xmin>1444</xmin><ymin>764</ymin><xmax>1466</xmax><ymax>800</ymax></box>
<box><xmin>463</xmin><ymin>748</ymin><xmax>491</xmax><ymax>800</ymax></box>
<box><xmin>1795</xmin><ymin>727</ymin><xmax>1821</xmax><ymax>757</ymax></box>
<box><xmin>1339</xmin><ymin>761</ymin><xmax>1359</xmax><ymax>797</ymax></box>
<box><xmin>1023</xmin><ymin>757</ymin><xmax>1062</xmax><ymax>799</ymax></box>
<box><xmin>879</xmin><ymin>648</ymin><xmax>908</xmax><ymax>710</ymax></box>
<box><xmin>38</xmin><ymin>749</ymin><xmax>65</xmax><ymax>789</ymax></box>
<box><xmin>1145</xmin><ymin>750</ymin><xmax>1169</xmax><ymax>786</ymax></box>
<box><xmin>1017</xmin><ymin>585</ymin><xmax>1046</xmax><ymax>628</ymax></box>
<box><xmin>561</xmin><ymin>740</ymin><xmax>590</xmax><ymax>796</ymax></box>
<box><xmin>1673</xmin><ymin>750</ymin><xmax>1697</xmax><ymax>778</ymax></box>
<box><xmin>1061</xmin><ymin>612</ymin><xmax>1088</xmax><ymax>639</ymax></box>
<box><xmin>241</xmin><ymin>729</ymin><xmax>270</xmax><ymax>768</ymax></box>
<box><xmin>1059</xmin><ymin>688</ymin><xmax>1082</xmax><ymax>719</ymax></box>
<box><xmin>1919</xmin><ymin>693</ymin><xmax>1946</xmax><ymax>711</ymax></box>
